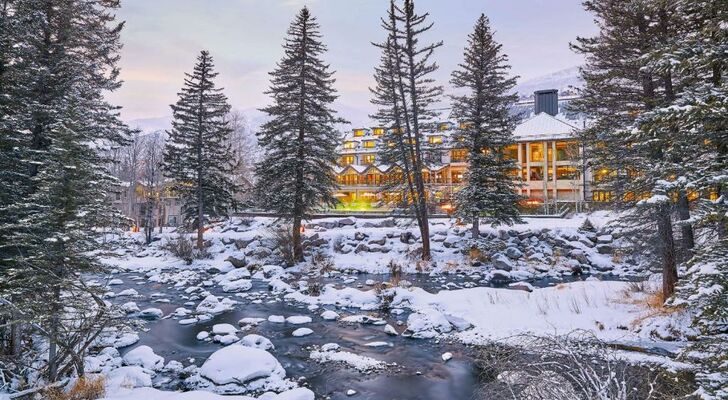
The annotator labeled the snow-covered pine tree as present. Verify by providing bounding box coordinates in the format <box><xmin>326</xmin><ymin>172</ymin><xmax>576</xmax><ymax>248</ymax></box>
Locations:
<box><xmin>450</xmin><ymin>14</ymin><xmax>522</xmax><ymax>239</ymax></box>
<box><xmin>163</xmin><ymin>51</ymin><xmax>239</xmax><ymax>250</ymax></box>
<box><xmin>255</xmin><ymin>7</ymin><xmax>346</xmax><ymax>264</ymax></box>
<box><xmin>654</xmin><ymin>0</ymin><xmax>728</xmax><ymax>396</ymax></box>
<box><xmin>371</xmin><ymin>0</ymin><xmax>443</xmax><ymax>260</ymax></box>
<box><xmin>571</xmin><ymin>0</ymin><xmax>684</xmax><ymax>299</ymax></box>
<box><xmin>0</xmin><ymin>0</ymin><xmax>129</xmax><ymax>381</ymax></box>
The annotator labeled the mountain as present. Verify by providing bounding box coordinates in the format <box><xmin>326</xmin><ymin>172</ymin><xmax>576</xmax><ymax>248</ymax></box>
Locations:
<box><xmin>512</xmin><ymin>66</ymin><xmax>583</xmax><ymax>99</ymax></box>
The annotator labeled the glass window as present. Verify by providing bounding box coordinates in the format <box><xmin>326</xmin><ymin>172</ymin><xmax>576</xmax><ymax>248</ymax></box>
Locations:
<box><xmin>372</xmin><ymin>127</ymin><xmax>384</xmax><ymax>136</ymax></box>
<box><xmin>504</xmin><ymin>144</ymin><xmax>518</xmax><ymax>160</ymax></box>
<box><xmin>530</xmin><ymin>143</ymin><xmax>544</xmax><ymax>162</ymax></box>
<box><xmin>340</xmin><ymin>155</ymin><xmax>355</xmax><ymax>166</ymax></box>
<box><xmin>556</xmin><ymin>166</ymin><xmax>580</xmax><ymax>180</ymax></box>
<box><xmin>363</xmin><ymin>140</ymin><xmax>376</xmax><ymax>149</ymax></box>
<box><xmin>592</xmin><ymin>191</ymin><xmax>613</xmax><ymax>202</ymax></box>
<box><xmin>343</xmin><ymin>141</ymin><xmax>356</xmax><ymax>150</ymax></box>
<box><xmin>362</xmin><ymin>154</ymin><xmax>376</xmax><ymax>165</ymax></box>
<box><xmin>353</xmin><ymin>129</ymin><xmax>365</xmax><ymax>137</ymax></box>
<box><xmin>529</xmin><ymin>166</ymin><xmax>544</xmax><ymax>181</ymax></box>
<box><xmin>451</xmin><ymin>149</ymin><xmax>468</xmax><ymax>162</ymax></box>
<box><xmin>428</xmin><ymin>136</ymin><xmax>443</xmax><ymax>145</ymax></box>
<box><xmin>556</xmin><ymin>141</ymin><xmax>578</xmax><ymax>161</ymax></box>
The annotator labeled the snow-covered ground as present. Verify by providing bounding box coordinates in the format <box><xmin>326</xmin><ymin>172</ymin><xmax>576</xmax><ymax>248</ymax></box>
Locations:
<box><xmin>89</xmin><ymin>213</ymin><xmax>695</xmax><ymax>399</ymax></box>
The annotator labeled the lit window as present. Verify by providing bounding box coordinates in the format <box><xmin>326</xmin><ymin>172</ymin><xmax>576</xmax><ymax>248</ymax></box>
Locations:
<box><xmin>438</xmin><ymin>122</ymin><xmax>451</xmax><ymax>131</ymax></box>
<box><xmin>556</xmin><ymin>166</ymin><xmax>580</xmax><ymax>180</ymax></box>
<box><xmin>592</xmin><ymin>191</ymin><xmax>613</xmax><ymax>202</ymax></box>
<box><xmin>343</xmin><ymin>141</ymin><xmax>356</xmax><ymax>149</ymax></box>
<box><xmin>363</xmin><ymin>140</ymin><xmax>376</xmax><ymax>149</ymax></box>
<box><xmin>556</xmin><ymin>141</ymin><xmax>578</xmax><ymax>161</ymax></box>
<box><xmin>428</xmin><ymin>136</ymin><xmax>443</xmax><ymax>145</ymax></box>
<box><xmin>530</xmin><ymin>143</ymin><xmax>544</xmax><ymax>162</ymax></box>
<box><xmin>353</xmin><ymin>129</ymin><xmax>366</xmax><ymax>137</ymax></box>
<box><xmin>373</xmin><ymin>127</ymin><xmax>384</xmax><ymax>136</ymax></box>
<box><xmin>504</xmin><ymin>145</ymin><xmax>518</xmax><ymax>160</ymax></box>
<box><xmin>362</xmin><ymin>154</ymin><xmax>376</xmax><ymax>165</ymax></box>
<box><xmin>340</xmin><ymin>155</ymin><xmax>355</xmax><ymax>166</ymax></box>
<box><xmin>451</xmin><ymin>149</ymin><xmax>468</xmax><ymax>162</ymax></box>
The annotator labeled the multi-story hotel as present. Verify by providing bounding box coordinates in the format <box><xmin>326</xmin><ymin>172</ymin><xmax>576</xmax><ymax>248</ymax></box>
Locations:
<box><xmin>333</xmin><ymin>90</ymin><xmax>594</xmax><ymax>213</ymax></box>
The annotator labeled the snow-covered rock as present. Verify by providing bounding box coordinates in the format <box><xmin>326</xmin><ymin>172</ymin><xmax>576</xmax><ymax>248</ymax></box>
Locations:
<box><xmin>292</xmin><ymin>328</ymin><xmax>313</xmax><ymax>337</ymax></box>
<box><xmin>138</xmin><ymin>308</ymin><xmax>163</xmax><ymax>320</ymax></box>
<box><xmin>105</xmin><ymin>366</ymin><xmax>152</xmax><ymax>388</ymax></box>
<box><xmin>212</xmin><ymin>323</ymin><xmax>238</xmax><ymax>335</ymax></box>
<box><xmin>268</xmin><ymin>315</ymin><xmax>285</xmax><ymax>323</ymax></box>
<box><xmin>240</xmin><ymin>334</ymin><xmax>274</xmax><ymax>350</ymax></box>
<box><xmin>199</xmin><ymin>345</ymin><xmax>285</xmax><ymax>385</ymax></box>
<box><xmin>405</xmin><ymin>309</ymin><xmax>453</xmax><ymax>338</ymax></box>
<box><xmin>122</xmin><ymin>345</ymin><xmax>164</xmax><ymax>371</ymax></box>
<box><xmin>286</xmin><ymin>315</ymin><xmax>312</xmax><ymax>324</ymax></box>
<box><xmin>320</xmin><ymin>310</ymin><xmax>339</xmax><ymax>321</ymax></box>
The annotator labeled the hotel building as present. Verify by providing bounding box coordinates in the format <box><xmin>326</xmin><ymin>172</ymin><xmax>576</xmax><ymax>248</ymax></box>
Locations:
<box><xmin>333</xmin><ymin>90</ymin><xmax>594</xmax><ymax>213</ymax></box>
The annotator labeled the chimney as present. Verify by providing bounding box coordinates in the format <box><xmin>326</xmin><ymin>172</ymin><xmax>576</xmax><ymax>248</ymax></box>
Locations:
<box><xmin>534</xmin><ymin>89</ymin><xmax>559</xmax><ymax>116</ymax></box>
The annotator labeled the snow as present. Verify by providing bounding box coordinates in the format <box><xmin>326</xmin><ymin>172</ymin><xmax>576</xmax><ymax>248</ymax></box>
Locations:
<box><xmin>212</xmin><ymin>323</ymin><xmax>238</xmax><ymax>335</ymax></box>
<box><xmin>122</xmin><ymin>345</ymin><xmax>165</xmax><ymax>371</ymax></box>
<box><xmin>105</xmin><ymin>366</ymin><xmax>153</xmax><ymax>388</ymax></box>
<box><xmin>320</xmin><ymin>310</ymin><xmax>339</xmax><ymax>320</ymax></box>
<box><xmin>196</xmin><ymin>295</ymin><xmax>237</xmax><ymax>315</ymax></box>
<box><xmin>240</xmin><ymin>334</ymin><xmax>274</xmax><ymax>350</ymax></box>
<box><xmin>292</xmin><ymin>328</ymin><xmax>313</xmax><ymax>337</ymax></box>
<box><xmin>392</xmin><ymin>280</ymin><xmax>680</xmax><ymax>343</ymax></box>
<box><xmin>285</xmin><ymin>315</ymin><xmax>312</xmax><ymax>324</ymax></box>
<box><xmin>310</xmin><ymin>346</ymin><xmax>386</xmax><ymax>372</ymax></box>
<box><xmin>199</xmin><ymin>345</ymin><xmax>285</xmax><ymax>385</ymax></box>
<box><xmin>268</xmin><ymin>315</ymin><xmax>285</xmax><ymax>323</ymax></box>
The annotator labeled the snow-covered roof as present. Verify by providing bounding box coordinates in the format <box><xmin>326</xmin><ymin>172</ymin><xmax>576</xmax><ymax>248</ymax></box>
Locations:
<box><xmin>512</xmin><ymin>112</ymin><xmax>579</xmax><ymax>141</ymax></box>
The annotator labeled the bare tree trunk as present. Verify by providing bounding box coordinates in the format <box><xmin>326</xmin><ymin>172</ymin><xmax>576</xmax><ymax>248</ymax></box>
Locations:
<box><xmin>471</xmin><ymin>214</ymin><xmax>480</xmax><ymax>240</ymax></box>
<box><xmin>676</xmin><ymin>190</ymin><xmax>694</xmax><ymax>256</ymax></box>
<box><xmin>657</xmin><ymin>205</ymin><xmax>677</xmax><ymax>299</ymax></box>
<box><xmin>292</xmin><ymin>216</ymin><xmax>303</xmax><ymax>264</ymax></box>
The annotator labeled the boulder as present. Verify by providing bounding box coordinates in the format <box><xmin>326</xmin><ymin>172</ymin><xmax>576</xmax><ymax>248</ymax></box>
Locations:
<box><xmin>354</xmin><ymin>232</ymin><xmax>368</xmax><ymax>241</ymax></box>
<box><xmin>234</xmin><ymin>238</ymin><xmax>256</xmax><ymax>250</ymax></box>
<box><xmin>400</xmin><ymin>231</ymin><xmax>415</xmax><ymax>244</ymax></box>
<box><xmin>505</xmin><ymin>247</ymin><xmax>523</xmax><ymax>260</ymax></box>
<box><xmin>199</xmin><ymin>345</ymin><xmax>285</xmax><ymax>385</ymax></box>
<box><xmin>368</xmin><ymin>237</ymin><xmax>387</xmax><ymax>246</ymax></box>
<box><xmin>492</xmin><ymin>254</ymin><xmax>513</xmax><ymax>271</ymax></box>
<box><xmin>596</xmin><ymin>244</ymin><xmax>613</xmax><ymax>254</ymax></box>
<box><xmin>338</xmin><ymin>218</ymin><xmax>355</xmax><ymax>227</ymax></box>
<box><xmin>490</xmin><ymin>269</ymin><xmax>512</xmax><ymax>283</ymax></box>
<box><xmin>225</xmin><ymin>255</ymin><xmax>246</xmax><ymax>268</ymax></box>
<box><xmin>596</xmin><ymin>234</ymin><xmax>613</xmax><ymax>244</ymax></box>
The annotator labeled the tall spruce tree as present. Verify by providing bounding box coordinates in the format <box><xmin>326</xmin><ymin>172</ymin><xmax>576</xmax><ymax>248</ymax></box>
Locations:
<box><xmin>163</xmin><ymin>51</ymin><xmax>238</xmax><ymax>250</ymax></box>
<box><xmin>572</xmin><ymin>0</ymin><xmax>684</xmax><ymax>299</ymax></box>
<box><xmin>255</xmin><ymin>7</ymin><xmax>346</xmax><ymax>265</ymax></box>
<box><xmin>653</xmin><ymin>0</ymin><xmax>728</xmax><ymax>395</ymax></box>
<box><xmin>450</xmin><ymin>14</ymin><xmax>522</xmax><ymax>239</ymax></box>
<box><xmin>371</xmin><ymin>0</ymin><xmax>443</xmax><ymax>261</ymax></box>
<box><xmin>0</xmin><ymin>0</ymin><xmax>129</xmax><ymax>380</ymax></box>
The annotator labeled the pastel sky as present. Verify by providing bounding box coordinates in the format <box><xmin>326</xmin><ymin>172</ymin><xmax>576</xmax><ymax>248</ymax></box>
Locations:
<box><xmin>109</xmin><ymin>0</ymin><xmax>597</xmax><ymax>123</ymax></box>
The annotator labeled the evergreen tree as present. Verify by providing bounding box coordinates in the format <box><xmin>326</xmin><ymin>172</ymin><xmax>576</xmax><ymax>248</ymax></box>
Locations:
<box><xmin>450</xmin><ymin>14</ymin><xmax>522</xmax><ymax>239</ymax></box>
<box><xmin>163</xmin><ymin>51</ymin><xmax>239</xmax><ymax>250</ymax></box>
<box><xmin>371</xmin><ymin>0</ymin><xmax>443</xmax><ymax>261</ymax></box>
<box><xmin>0</xmin><ymin>0</ymin><xmax>128</xmax><ymax>381</ymax></box>
<box><xmin>653</xmin><ymin>0</ymin><xmax>728</xmax><ymax>395</ymax></box>
<box><xmin>255</xmin><ymin>7</ymin><xmax>346</xmax><ymax>264</ymax></box>
<box><xmin>572</xmin><ymin>0</ymin><xmax>684</xmax><ymax>299</ymax></box>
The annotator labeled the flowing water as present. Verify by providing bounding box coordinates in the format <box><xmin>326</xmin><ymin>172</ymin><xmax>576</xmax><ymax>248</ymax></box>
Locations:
<box><xmin>106</xmin><ymin>270</ymin><xmax>597</xmax><ymax>399</ymax></box>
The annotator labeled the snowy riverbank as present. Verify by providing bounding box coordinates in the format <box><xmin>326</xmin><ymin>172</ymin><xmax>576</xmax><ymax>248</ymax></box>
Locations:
<box><xmin>88</xmin><ymin>213</ymin><xmax>695</xmax><ymax>399</ymax></box>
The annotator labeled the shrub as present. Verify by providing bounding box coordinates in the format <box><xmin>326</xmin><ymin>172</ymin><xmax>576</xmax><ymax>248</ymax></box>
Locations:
<box><xmin>269</xmin><ymin>226</ymin><xmax>295</xmax><ymax>266</ymax></box>
<box><xmin>44</xmin><ymin>376</ymin><xmax>105</xmax><ymax>400</ymax></box>
<box><xmin>164</xmin><ymin>234</ymin><xmax>194</xmax><ymax>264</ymax></box>
<box><xmin>579</xmin><ymin>217</ymin><xmax>596</xmax><ymax>232</ymax></box>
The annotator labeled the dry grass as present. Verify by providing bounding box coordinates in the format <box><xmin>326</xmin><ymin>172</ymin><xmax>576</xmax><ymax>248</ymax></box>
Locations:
<box><xmin>620</xmin><ymin>284</ymin><xmax>683</xmax><ymax>328</ymax></box>
<box><xmin>44</xmin><ymin>376</ymin><xmax>105</xmax><ymax>400</ymax></box>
